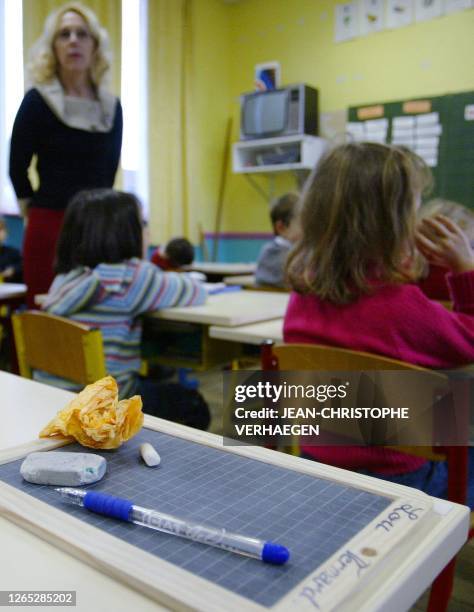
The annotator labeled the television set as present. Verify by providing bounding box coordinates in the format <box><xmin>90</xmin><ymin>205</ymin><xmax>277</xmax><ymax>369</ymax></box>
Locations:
<box><xmin>240</xmin><ymin>84</ymin><xmax>318</xmax><ymax>140</ymax></box>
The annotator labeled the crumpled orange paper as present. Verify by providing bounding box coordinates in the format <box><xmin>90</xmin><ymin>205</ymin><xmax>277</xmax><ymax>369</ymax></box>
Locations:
<box><xmin>39</xmin><ymin>376</ymin><xmax>143</xmax><ymax>449</ymax></box>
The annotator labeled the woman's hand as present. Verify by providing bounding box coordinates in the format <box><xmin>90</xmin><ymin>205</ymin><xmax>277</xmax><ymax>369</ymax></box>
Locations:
<box><xmin>415</xmin><ymin>214</ymin><xmax>474</xmax><ymax>274</ymax></box>
<box><xmin>0</xmin><ymin>266</ymin><xmax>15</xmax><ymax>279</ymax></box>
<box><xmin>18</xmin><ymin>198</ymin><xmax>31</xmax><ymax>227</ymax></box>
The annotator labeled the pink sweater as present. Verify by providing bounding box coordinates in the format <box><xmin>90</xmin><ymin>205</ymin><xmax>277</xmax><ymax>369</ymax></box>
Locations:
<box><xmin>283</xmin><ymin>270</ymin><xmax>474</xmax><ymax>474</ymax></box>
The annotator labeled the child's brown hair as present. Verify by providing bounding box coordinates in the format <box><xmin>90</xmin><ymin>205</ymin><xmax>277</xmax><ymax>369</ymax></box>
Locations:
<box><xmin>165</xmin><ymin>237</ymin><xmax>194</xmax><ymax>267</ymax></box>
<box><xmin>270</xmin><ymin>192</ymin><xmax>299</xmax><ymax>234</ymax></box>
<box><xmin>286</xmin><ymin>142</ymin><xmax>432</xmax><ymax>304</ymax></box>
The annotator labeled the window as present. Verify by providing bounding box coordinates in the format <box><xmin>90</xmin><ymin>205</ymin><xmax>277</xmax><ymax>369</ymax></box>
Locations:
<box><xmin>121</xmin><ymin>0</ymin><xmax>149</xmax><ymax>217</ymax></box>
<box><xmin>0</xmin><ymin>0</ymin><xmax>23</xmax><ymax>213</ymax></box>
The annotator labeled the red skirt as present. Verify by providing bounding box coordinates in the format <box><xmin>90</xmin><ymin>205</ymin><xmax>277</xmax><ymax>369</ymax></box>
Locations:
<box><xmin>23</xmin><ymin>208</ymin><xmax>65</xmax><ymax>308</ymax></box>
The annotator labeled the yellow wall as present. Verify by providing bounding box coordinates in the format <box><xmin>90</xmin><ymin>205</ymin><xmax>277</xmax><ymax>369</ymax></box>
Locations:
<box><xmin>18</xmin><ymin>1</ymin><xmax>474</xmax><ymax>240</ymax></box>
<box><xmin>187</xmin><ymin>0</ymin><xmax>232</xmax><ymax>240</ymax></box>
<box><xmin>217</xmin><ymin>0</ymin><xmax>474</xmax><ymax>234</ymax></box>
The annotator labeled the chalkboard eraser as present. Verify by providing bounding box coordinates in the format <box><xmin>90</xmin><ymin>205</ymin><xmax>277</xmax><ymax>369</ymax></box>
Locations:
<box><xmin>20</xmin><ymin>451</ymin><xmax>107</xmax><ymax>486</ymax></box>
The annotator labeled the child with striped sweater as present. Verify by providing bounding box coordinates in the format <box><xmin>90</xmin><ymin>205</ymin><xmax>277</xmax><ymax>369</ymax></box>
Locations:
<box><xmin>39</xmin><ymin>189</ymin><xmax>206</xmax><ymax>402</ymax></box>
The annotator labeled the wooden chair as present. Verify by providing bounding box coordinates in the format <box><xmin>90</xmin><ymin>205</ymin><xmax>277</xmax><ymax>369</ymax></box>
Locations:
<box><xmin>0</xmin><ymin>284</ymin><xmax>27</xmax><ymax>373</ymax></box>
<box><xmin>12</xmin><ymin>311</ymin><xmax>107</xmax><ymax>385</ymax></box>
<box><xmin>261</xmin><ymin>341</ymin><xmax>472</xmax><ymax>612</ymax></box>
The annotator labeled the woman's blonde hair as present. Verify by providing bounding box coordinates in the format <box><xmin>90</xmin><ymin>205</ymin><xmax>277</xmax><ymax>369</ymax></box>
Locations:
<box><xmin>286</xmin><ymin>142</ymin><xmax>432</xmax><ymax>304</ymax></box>
<box><xmin>27</xmin><ymin>2</ymin><xmax>112</xmax><ymax>87</ymax></box>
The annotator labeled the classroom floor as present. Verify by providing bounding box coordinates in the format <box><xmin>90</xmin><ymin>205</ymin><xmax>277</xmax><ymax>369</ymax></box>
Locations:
<box><xmin>194</xmin><ymin>366</ymin><xmax>474</xmax><ymax>612</ymax></box>
<box><xmin>411</xmin><ymin>538</ymin><xmax>474</xmax><ymax>610</ymax></box>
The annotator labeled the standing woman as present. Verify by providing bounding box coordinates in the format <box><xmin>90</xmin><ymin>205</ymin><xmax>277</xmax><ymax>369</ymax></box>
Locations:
<box><xmin>9</xmin><ymin>2</ymin><xmax>122</xmax><ymax>307</ymax></box>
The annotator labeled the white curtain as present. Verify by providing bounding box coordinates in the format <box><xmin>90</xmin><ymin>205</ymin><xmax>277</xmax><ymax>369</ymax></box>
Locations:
<box><xmin>0</xmin><ymin>0</ymin><xmax>24</xmax><ymax>214</ymax></box>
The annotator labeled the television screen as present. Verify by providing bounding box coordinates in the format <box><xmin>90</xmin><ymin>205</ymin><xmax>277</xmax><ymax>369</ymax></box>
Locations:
<box><xmin>242</xmin><ymin>90</ymin><xmax>288</xmax><ymax>137</ymax></box>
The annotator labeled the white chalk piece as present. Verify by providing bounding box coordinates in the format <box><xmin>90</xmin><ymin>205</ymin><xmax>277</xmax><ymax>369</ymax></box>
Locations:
<box><xmin>20</xmin><ymin>452</ymin><xmax>107</xmax><ymax>486</ymax></box>
<box><xmin>140</xmin><ymin>443</ymin><xmax>161</xmax><ymax>467</ymax></box>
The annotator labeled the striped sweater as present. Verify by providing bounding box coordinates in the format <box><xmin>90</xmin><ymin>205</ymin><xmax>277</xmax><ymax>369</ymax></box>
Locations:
<box><xmin>38</xmin><ymin>258</ymin><xmax>206</xmax><ymax>397</ymax></box>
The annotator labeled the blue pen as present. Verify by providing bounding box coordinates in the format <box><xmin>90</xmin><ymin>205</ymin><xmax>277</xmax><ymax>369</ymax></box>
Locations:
<box><xmin>56</xmin><ymin>488</ymin><xmax>289</xmax><ymax>565</ymax></box>
<box><xmin>207</xmin><ymin>285</ymin><xmax>242</xmax><ymax>295</ymax></box>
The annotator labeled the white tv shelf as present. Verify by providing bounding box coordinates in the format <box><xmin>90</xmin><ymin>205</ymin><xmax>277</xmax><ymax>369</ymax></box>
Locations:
<box><xmin>232</xmin><ymin>134</ymin><xmax>327</xmax><ymax>174</ymax></box>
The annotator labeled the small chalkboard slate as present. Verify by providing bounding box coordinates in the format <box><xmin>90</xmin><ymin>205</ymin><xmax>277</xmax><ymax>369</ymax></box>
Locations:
<box><xmin>0</xmin><ymin>418</ymin><xmax>433</xmax><ymax>611</ymax></box>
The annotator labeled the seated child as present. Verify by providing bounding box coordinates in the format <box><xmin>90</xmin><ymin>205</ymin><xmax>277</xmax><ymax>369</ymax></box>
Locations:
<box><xmin>284</xmin><ymin>142</ymin><xmax>474</xmax><ymax>508</ymax></box>
<box><xmin>0</xmin><ymin>216</ymin><xmax>22</xmax><ymax>282</ymax></box>
<box><xmin>416</xmin><ymin>198</ymin><xmax>474</xmax><ymax>300</ymax></box>
<box><xmin>255</xmin><ymin>192</ymin><xmax>301</xmax><ymax>288</ymax></box>
<box><xmin>40</xmin><ymin>189</ymin><xmax>206</xmax><ymax>410</ymax></box>
<box><xmin>151</xmin><ymin>237</ymin><xmax>194</xmax><ymax>271</ymax></box>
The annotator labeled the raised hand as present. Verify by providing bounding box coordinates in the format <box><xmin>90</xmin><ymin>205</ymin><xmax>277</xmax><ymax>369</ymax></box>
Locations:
<box><xmin>415</xmin><ymin>214</ymin><xmax>474</xmax><ymax>274</ymax></box>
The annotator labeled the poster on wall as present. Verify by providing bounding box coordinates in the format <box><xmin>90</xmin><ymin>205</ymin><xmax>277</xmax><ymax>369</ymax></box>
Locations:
<box><xmin>415</xmin><ymin>0</ymin><xmax>443</xmax><ymax>21</ymax></box>
<box><xmin>335</xmin><ymin>2</ymin><xmax>359</xmax><ymax>42</ymax></box>
<box><xmin>444</xmin><ymin>0</ymin><xmax>472</xmax><ymax>13</ymax></box>
<box><xmin>254</xmin><ymin>62</ymin><xmax>280</xmax><ymax>91</ymax></box>
<box><xmin>359</xmin><ymin>0</ymin><xmax>385</xmax><ymax>34</ymax></box>
<box><xmin>386</xmin><ymin>0</ymin><xmax>414</xmax><ymax>28</ymax></box>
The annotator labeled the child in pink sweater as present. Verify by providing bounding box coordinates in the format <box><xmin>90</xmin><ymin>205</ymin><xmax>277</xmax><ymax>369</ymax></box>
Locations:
<box><xmin>284</xmin><ymin>142</ymin><xmax>474</xmax><ymax>507</ymax></box>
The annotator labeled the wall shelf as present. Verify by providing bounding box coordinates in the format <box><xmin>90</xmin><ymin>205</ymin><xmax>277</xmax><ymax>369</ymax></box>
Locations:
<box><xmin>232</xmin><ymin>134</ymin><xmax>327</xmax><ymax>174</ymax></box>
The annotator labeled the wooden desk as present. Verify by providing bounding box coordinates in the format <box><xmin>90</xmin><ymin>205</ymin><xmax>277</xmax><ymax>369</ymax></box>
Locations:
<box><xmin>184</xmin><ymin>262</ymin><xmax>256</xmax><ymax>282</ymax></box>
<box><xmin>223</xmin><ymin>276</ymin><xmax>289</xmax><ymax>293</ymax></box>
<box><xmin>0</xmin><ymin>372</ymin><xmax>75</xmax><ymax>462</ymax></box>
<box><xmin>0</xmin><ymin>283</ymin><xmax>27</xmax><ymax>373</ymax></box>
<box><xmin>150</xmin><ymin>290</ymin><xmax>288</xmax><ymax>327</ymax></box>
<box><xmin>223</xmin><ymin>274</ymin><xmax>257</xmax><ymax>287</ymax></box>
<box><xmin>0</xmin><ymin>372</ymin><xmax>470</xmax><ymax>612</ymax></box>
<box><xmin>209</xmin><ymin>318</ymin><xmax>284</xmax><ymax>345</ymax></box>
<box><xmin>144</xmin><ymin>292</ymin><xmax>288</xmax><ymax>369</ymax></box>
<box><xmin>0</xmin><ymin>373</ymin><xmax>164</xmax><ymax>612</ymax></box>
<box><xmin>0</xmin><ymin>283</ymin><xmax>26</xmax><ymax>301</ymax></box>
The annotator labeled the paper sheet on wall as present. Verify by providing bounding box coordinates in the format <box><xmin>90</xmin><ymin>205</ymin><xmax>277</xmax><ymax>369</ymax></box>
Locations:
<box><xmin>365</xmin><ymin>131</ymin><xmax>387</xmax><ymax>143</ymax></box>
<box><xmin>347</xmin><ymin>122</ymin><xmax>365</xmax><ymax>141</ymax></box>
<box><xmin>416</xmin><ymin>124</ymin><xmax>442</xmax><ymax>137</ymax></box>
<box><xmin>444</xmin><ymin>0</ymin><xmax>473</xmax><ymax>14</ymax></box>
<box><xmin>359</xmin><ymin>0</ymin><xmax>385</xmax><ymax>35</ymax></box>
<box><xmin>392</xmin><ymin>136</ymin><xmax>415</xmax><ymax>146</ymax></box>
<box><xmin>389</xmin><ymin>111</ymin><xmax>443</xmax><ymax>167</ymax></box>
<box><xmin>386</xmin><ymin>0</ymin><xmax>414</xmax><ymax>29</ymax></box>
<box><xmin>416</xmin><ymin>112</ymin><xmax>439</xmax><ymax>125</ymax></box>
<box><xmin>335</xmin><ymin>1</ymin><xmax>359</xmax><ymax>42</ymax></box>
<box><xmin>392</xmin><ymin>119</ymin><xmax>415</xmax><ymax>145</ymax></box>
<box><xmin>393</xmin><ymin>116</ymin><xmax>416</xmax><ymax>129</ymax></box>
<box><xmin>465</xmin><ymin>105</ymin><xmax>474</xmax><ymax>121</ymax></box>
<box><xmin>364</xmin><ymin>118</ymin><xmax>389</xmax><ymax>131</ymax></box>
<box><xmin>414</xmin><ymin>0</ymin><xmax>443</xmax><ymax>22</ymax></box>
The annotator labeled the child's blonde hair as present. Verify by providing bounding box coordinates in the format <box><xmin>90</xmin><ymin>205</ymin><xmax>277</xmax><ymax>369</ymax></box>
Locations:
<box><xmin>27</xmin><ymin>2</ymin><xmax>112</xmax><ymax>87</ymax></box>
<box><xmin>286</xmin><ymin>142</ymin><xmax>432</xmax><ymax>304</ymax></box>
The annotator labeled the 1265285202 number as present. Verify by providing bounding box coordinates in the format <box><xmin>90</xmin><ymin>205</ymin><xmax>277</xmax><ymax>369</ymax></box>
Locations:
<box><xmin>0</xmin><ymin>591</ymin><xmax>76</xmax><ymax>606</ymax></box>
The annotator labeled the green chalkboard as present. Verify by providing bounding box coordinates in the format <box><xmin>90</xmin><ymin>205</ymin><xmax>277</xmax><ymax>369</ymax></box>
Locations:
<box><xmin>348</xmin><ymin>91</ymin><xmax>474</xmax><ymax>210</ymax></box>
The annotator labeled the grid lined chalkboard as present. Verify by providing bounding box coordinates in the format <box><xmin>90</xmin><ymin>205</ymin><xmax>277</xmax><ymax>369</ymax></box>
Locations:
<box><xmin>348</xmin><ymin>90</ymin><xmax>474</xmax><ymax>210</ymax></box>
<box><xmin>0</xmin><ymin>428</ymin><xmax>392</xmax><ymax>608</ymax></box>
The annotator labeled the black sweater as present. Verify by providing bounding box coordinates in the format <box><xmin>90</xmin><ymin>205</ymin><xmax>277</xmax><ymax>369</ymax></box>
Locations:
<box><xmin>0</xmin><ymin>245</ymin><xmax>22</xmax><ymax>282</ymax></box>
<box><xmin>9</xmin><ymin>89</ymin><xmax>123</xmax><ymax>210</ymax></box>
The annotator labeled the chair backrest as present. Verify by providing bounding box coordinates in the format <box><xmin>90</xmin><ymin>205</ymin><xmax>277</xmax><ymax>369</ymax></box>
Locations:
<box><xmin>267</xmin><ymin>342</ymin><xmax>430</xmax><ymax>371</ymax></box>
<box><xmin>12</xmin><ymin>311</ymin><xmax>107</xmax><ymax>385</ymax></box>
<box><xmin>262</xmin><ymin>342</ymin><xmax>447</xmax><ymax>461</ymax></box>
